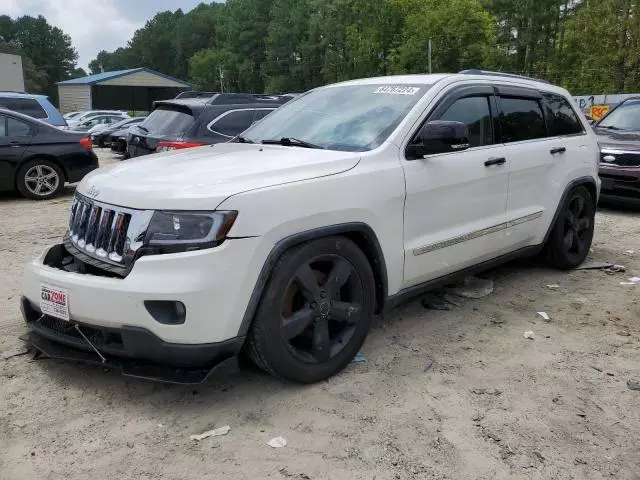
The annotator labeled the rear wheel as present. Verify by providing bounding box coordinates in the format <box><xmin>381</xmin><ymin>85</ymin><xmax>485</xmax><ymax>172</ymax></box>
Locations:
<box><xmin>541</xmin><ymin>186</ymin><xmax>595</xmax><ymax>269</ymax></box>
<box><xmin>246</xmin><ymin>236</ymin><xmax>375</xmax><ymax>383</ymax></box>
<box><xmin>16</xmin><ymin>159</ymin><xmax>65</xmax><ymax>200</ymax></box>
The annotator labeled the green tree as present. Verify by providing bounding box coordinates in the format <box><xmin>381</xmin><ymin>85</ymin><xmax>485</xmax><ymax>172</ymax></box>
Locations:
<box><xmin>389</xmin><ymin>0</ymin><xmax>497</xmax><ymax>74</ymax></box>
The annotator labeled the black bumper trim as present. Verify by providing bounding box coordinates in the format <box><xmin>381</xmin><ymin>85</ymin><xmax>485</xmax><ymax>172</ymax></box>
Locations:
<box><xmin>20</xmin><ymin>297</ymin><xmax>244</xmax><ymax>383</ymax></box>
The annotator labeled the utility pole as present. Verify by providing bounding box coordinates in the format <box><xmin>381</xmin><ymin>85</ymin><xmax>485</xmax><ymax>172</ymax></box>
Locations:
<box><xmin>428</xmin><ymin>39</ymin><xmax>432</xmax><ymax>74</ymax></box>
<box><xmin>219</xmin><ymin>65</ymin><xmax>224</xmax><ymax>93</ymax></box>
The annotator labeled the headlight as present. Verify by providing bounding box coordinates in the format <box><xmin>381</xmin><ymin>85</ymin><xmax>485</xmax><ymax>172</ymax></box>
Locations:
<box><xmin>144</xmin><ymin>210</ymin><xmax>237</xmax><ymax>253</ymax></box>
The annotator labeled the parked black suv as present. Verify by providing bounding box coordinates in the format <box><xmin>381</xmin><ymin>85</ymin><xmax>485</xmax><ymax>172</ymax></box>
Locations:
<box><xmin>127</xmin><ymin>93</ymin><xmax>291</xmax><ymax>158</ymax></box>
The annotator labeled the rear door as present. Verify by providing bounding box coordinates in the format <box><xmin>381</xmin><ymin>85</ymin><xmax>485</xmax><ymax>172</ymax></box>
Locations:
<box><xmin>0</xmin><ymin>114</ymin><xmax>34</xmax><ymax>191</ymax></box>
<box><xmin>499</xmin><ymin>87</ymin><xmax>589</xmax><ymax>249</ymax></box>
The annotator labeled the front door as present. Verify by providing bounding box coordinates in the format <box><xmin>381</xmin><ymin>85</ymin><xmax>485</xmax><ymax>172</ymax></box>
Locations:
<box><xmin>402</xmin><ymin>86</ymin><xmax>510</xmax><ymax>287</ymax></box>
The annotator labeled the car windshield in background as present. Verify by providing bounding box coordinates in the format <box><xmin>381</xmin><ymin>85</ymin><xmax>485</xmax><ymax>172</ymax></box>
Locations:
<box><xmin>242</xmin><ymin>84</ymin><xmax>431</xmax><ymax>152</ymax></box>
<box><xmin>139</xmin><ymin>106</ymin><xmax>195</xmax><ymax>135</ymax></box>
<box><xmin>597</xmin><ymin>100</ymin><xmax>640</xmax><ymax>130</ymax></box>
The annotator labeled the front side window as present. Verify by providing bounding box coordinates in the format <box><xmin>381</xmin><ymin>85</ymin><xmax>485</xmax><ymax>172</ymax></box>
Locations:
<box><xmin>499</xmin><ymin>97</ymin><xmax>546</xmax><ymax>143</ymax></box>
<box><xmin>438</xmin><ymin>96</ymin><xmax>493</xmax><ymax>147</ymax></box>
<box><xmin>242</xmin><ymin>83</ymin><xmax>431</xmax><ymax>152</ymax></box>
<box><xmin>597</xmin><ymin>100</ymin><xmax>640</xmax><ymax>131</ymax></box>
<box><xmin>209</xmin><ymin>110</ymin><xmax>254</xmax><ymax>137</ymax></box>
<box><xmin>543</xmin><ymin>94</ymin><xmax>584</xmax><ymax>136</ymax></box>
<box><xmin>7</xmin><ymin>117</ymin><xmax>31</xmax><ymax>136</ymax></box>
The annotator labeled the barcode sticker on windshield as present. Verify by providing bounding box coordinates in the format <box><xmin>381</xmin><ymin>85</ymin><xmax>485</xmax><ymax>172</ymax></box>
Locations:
<box><xmin>373</xmin><ymin>86</ymin><xmax>420</xmax><ymax>95</ymax></box>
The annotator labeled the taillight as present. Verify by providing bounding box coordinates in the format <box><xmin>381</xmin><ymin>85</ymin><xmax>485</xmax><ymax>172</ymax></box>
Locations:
<box><xmin>79</xmin><ymin>137</ymin><xmax>93</xmax><ymax>149</ymax></box>
<box><xmin>156</xmin><ymin>141</ymin><xmax>204</xmax><ymax>152</ymax></box>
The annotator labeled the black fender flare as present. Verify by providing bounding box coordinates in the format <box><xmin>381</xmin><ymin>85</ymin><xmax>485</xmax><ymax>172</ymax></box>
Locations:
<box><xmin>237</xmin><ymin>222</ymin><xmax>388</xmax><ymax>337</ymax></box>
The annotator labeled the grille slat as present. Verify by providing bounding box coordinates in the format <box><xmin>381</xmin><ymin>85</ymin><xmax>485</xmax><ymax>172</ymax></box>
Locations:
<box><xmin>68</xmin><ymin>194</ymin><xmax>136</xmax><ymax>267</ymax></box>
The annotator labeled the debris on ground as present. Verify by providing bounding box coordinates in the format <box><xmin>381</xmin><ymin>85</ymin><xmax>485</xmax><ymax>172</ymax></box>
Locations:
<box><xmin>607</xmin><ymin>265</ymin><xmax>627</xmax><ymax>273</ymax></box>
<box><xmin>533</xmin><ymin>451</ymin><xmax>546</xmax><ymax>462</ymax></box>
<box><xmin>524</xmin><ymin>331</ymin><xmax>536</xmax><ymax>340</ymax></box>
<box><xmin>591</xmin><ymin>366</ymin><xmax>603</xmax><ymax>373</ymax></box>
<box><xmin>267</xmin><ymin>436</ymin><xmax>287</xmax><ymax>448</ymax></box>
<box><xmin>471</xmin><ymin>413</ymin><xmax>484</xmax><ymax>422</ymax></box>
<box><xmin>351</xmin><ymin>352</ymin><xmax>367</xmax><ymax>363</ymax></box>
<box><xmin>279</xmin><ymin>467</ymin><xmax>311</xmax><ymax>479</ymax></box>
<box><xmin>623</xmin><ymin>250</ymin><xmax>635</xmax><ymax>256</ymax></box>
<box><xmin>627</xmin><ymin>380</ymin><xmax>640</xmax><ymax>391</ymax></box>
<box><xmin>424</xmin><ymin>360</ymin><xmax>433</xmax><ymax>372</ymax></box>
<box><xmin>546</xmin><ymin>284</ymin><xmax>560</xmax><ymax>289</ymax></box>
<box><xmin>537</xmin><ymin>312</ymin><xmax>551</xmax><ymax>321</ymax></box>
<box><xmin>629</xmin><ymin>276</ymin><xmax>640</xmax><ymax>283</ymax></box>
<box><xmin>421</xmin><ymin>293</ymin><xmax>453</xmax><ymax>311</ymax></box>
<box><xmin>471</xmin><ymin>388</ymin><xmax>503</xmax><ymax>396</ymax></box>
<box><xmin>576</xmin><ymin>261</ymin><xmax>614</xmax><ymax>270</ymax></box>
<box><xmin>446</xmin><ymin>276</ymin><xmax>494</xmax><ymax>299</ymax></box>
<box><xmin>190</xmin><ymin>425</ymin><xmax>231</xmax><ymax>441</ymax></box>
<box><xmin>575</xmin><ymin>458</ymin><xmax>587</xmax><ymax>465</ymax></box>
<box><xmin>620</xmin><ymin>281</ymin><xmax>638</xmax><ymax>286</ymax></box>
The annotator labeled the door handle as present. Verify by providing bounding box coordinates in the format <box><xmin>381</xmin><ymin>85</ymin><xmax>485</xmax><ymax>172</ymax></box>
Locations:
<box><xmin>550</xmin><ymin>147</ymin><xmax>566</xmax><ymax>154</ymax></box>
<box><xmin>484</xmin><ymin>157</ymin><xmax>506</xmax><ymax>167</ymax></box>
<box><xmin>9</xmin><ymin>141</ymin><xmax>21</xmax><ymax>148</ymax></box>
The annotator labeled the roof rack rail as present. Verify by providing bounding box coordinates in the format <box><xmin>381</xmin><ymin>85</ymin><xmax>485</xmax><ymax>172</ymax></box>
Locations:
<box><xmin>458</xmin><ymin>69</ymin><xmax>550</xmax><ymax>85</ymax></box>
<box><xmin>175</xmin><ymin>91</ymin><xmax>219</xmax><ymax>99</ymax></box>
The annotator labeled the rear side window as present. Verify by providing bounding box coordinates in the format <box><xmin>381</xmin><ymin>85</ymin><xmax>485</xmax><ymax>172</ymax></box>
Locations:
<box><xmin>499</xmin><ymin>97</ymin><xmax>546</xmax><ymax>143</ymax></box>
<box><xmin>542</xmin><ymin>94</ymin><xmax>584</xmax><ymax>136</ymax></box>
<box><xmin>0</xmin><ymin>97</ymin><xmax>48</xmax><ymax>119</ymax></box>
<box><xmin>208</xmin><ymin>110</ymin><xmax>254</xmax><ymax>137</ymax></box>
<box><xmin>143</xmin><ymin>106</ymin><xmax>195</xmax><ymax>135</ymax></box>
<box><xmin>253</xmin><ymin>109</ymin><xmax>274</xmax><ymax>122</ymax></box>
<box><xmin>7</xmin><ymin>117</ymin><xmax>31</xmax><ymax>136</ymax></box>
<box><xmin>438</xmin><ymin>96</ymin><xmax>493</xmax><ymax>147</ymax></box>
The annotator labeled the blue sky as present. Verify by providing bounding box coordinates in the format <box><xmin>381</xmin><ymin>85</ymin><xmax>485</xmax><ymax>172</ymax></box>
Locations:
<box><xmin>1</xmin><ymin>0</ymin><xmax>216</xmax><ymax>70</ymax></box>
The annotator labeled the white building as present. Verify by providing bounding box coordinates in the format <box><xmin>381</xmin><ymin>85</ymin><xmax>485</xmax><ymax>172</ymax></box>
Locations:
<box><xmin>0</xmin><ymin>53</ymin><xmax>25</xmax><ymax>92</ymax></box>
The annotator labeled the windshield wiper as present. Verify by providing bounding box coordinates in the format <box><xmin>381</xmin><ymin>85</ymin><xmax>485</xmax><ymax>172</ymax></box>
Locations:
<box><xmin>233</xmin><ymin>135</ymin><xmax>254</xmax><ymax>144</ymax></box>
<box><xmin>136</xmin><ymin>125</ymin><xmax>149</xmax><ymax>133</ymax></box>
<box><xmin>261</xmin><ymin>137</ymin><xmax>324</xmax><ymax>149</ymax></box>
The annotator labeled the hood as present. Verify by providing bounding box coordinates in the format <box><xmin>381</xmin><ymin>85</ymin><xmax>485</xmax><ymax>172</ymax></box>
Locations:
<box><xmin>595</xmin><ymin>127</ymin><xmax>640</xmax><ymax>151</ymax></box>
<box><xmin>78</xmin><ymin>143</ymin><xmax>360</xmax><ymax>210</ymax></box>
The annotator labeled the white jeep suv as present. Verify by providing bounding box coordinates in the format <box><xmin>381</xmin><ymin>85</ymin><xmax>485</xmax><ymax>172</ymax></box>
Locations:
<box><xmin>21</xmin><ymin>71</ymin><xmax>600</xmax><ymax>383</ymax></box>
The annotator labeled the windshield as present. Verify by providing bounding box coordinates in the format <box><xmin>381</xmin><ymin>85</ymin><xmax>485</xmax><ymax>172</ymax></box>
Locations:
<box><xmin>597</xmin><ymin>100</ymin><xmax>640</xmax><ymax>130</ymax></box>
<box><xmin>242</xmin><ymin>83</ymin><xmax>431</xmax><ymax>152</ymax></box>
<box><xmin>140</xmin><ymin>106</ymin><xmax>195</xmax><ymax>135</ymax></box>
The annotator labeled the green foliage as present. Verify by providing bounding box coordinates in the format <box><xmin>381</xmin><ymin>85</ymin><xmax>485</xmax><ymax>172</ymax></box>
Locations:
<box><xmin>0</xmin><ymin>15</ymin><xmax>78</xmax><ymax>100</ymax></box>
<box><xmin>83</xmin><ymin>0</ymin><xmax>640</xmax><ymax>95</ymax></box>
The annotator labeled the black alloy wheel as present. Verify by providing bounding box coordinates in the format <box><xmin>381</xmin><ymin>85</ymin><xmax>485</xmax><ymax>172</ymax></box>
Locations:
<box><xmin>281</xmin><ymin>255</ymin><xmax>363</xmax><ymax>364</ymax></box>
<box><xmin>247</xmin><ymin>236</ymin><xmax>375</xmax><ymax>383</ymax></box>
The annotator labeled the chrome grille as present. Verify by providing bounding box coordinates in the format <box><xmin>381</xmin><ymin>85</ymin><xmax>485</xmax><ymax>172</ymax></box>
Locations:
<box><xmin>67</xmin><ymin>193</ymin><xmax>152</xmax><ymax>267</ymax></box>
<box><xmin>600</xmin><ymin>150</ymin><xmax>640</xmax><ymax>167</ymax></box>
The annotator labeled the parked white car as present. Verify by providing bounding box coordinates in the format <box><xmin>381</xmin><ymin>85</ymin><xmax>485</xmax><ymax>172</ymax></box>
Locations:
<box><xmin>67</xmin><ymin>110</ymin><xmax>128</xmax><ymax>126</ymax></box>
<box><xmin>21</xmin><ymin>71</ymin><xmax>599</xmax><ymax>384</ymax></box>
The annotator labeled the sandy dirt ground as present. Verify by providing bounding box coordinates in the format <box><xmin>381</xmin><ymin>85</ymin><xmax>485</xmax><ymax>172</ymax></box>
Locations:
<box><xmin>1</xmin><ymin>149</ymin><xmax>639</xmax><ymax>479</ymax></box>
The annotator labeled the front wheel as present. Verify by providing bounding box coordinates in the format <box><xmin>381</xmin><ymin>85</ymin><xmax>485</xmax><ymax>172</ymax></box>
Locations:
<box><xmin>542</xmin><ymin>186</ymin><xmax>595</xmax><ymax>269</ymax></box>
<box><xmin>246</xmin><ymin>236</ymin><xmax>375</xmax><ymax>383</ymax></box>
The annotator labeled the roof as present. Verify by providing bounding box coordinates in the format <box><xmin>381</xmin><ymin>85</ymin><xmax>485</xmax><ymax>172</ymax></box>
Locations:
<box><xmin>56</xmin><ymin>68</ymin><xmax>191</xmax><ymax>87</ymax></box>
<box><xmin>0</xmin><ymin>91</ymin><xmax>48</xmax><ymax>99</ymax></box>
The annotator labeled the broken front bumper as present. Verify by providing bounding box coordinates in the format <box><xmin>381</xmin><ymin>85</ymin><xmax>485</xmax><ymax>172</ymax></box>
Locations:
<box><xmin>20</xmin><ymin>297</ymin><xmax>243</xmax><ymax>384</ymax></box>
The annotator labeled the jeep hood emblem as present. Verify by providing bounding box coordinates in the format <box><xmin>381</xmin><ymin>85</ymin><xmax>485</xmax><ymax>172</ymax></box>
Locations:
<box><xmin>86</xmin><ymin>185</ymin><xmax>100</xmax><ymax>198</ymax></box>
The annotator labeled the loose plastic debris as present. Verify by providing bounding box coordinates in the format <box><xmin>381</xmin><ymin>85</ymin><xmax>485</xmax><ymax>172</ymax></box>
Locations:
<box><xmin>627</xmin><ymin>380</ymin><xmax>640</xmax><ymax>391</ymax></box>
<box><xmin>575</xmin><ymin>261</ymin><xmax>614</xmax><ymax>270</ymax></box>
<box><xmin>190</xmin><ymin>425</ymin><xmax>231</xmax><ymax>441</ymax></box>
<box><xmin>267</xmin><ymin>436</ymin><xmax>287</xmax><ymax>448</ymax></box>
<box><xmin>623</xmin><ymin>250</ymin><xmax>635</xmax><ymax>255</ymax></box>
<box><xmin>352</xmin><ymin>352</ymin><xmax>367</xmax><ymax>363</ymax></box>
<box><xmin>608</xmin><ymin>265</ymin><xmax>626</xmax><ymax>273</ymax></box>
<box><xmin>537</xmin><ymin>312</ymin><xmax>551</xmax><ymax>321</ymax></box>
<box><xmin>546</xmin><ymin>284</ymin><xmax>560</xmax><ymax>289</ymax></box>
<box><xmin>523</xmin><ymin>331</ymin><xmax>535</xmax><ymax>340</ymax></box>
<box><xmin>446</xmin><ymin>276</ymin><xmax>494</xmax><ymax>299</ymax></box>
<box><xmin>629</xmin><ymin>276</ymin><xmax>640</xmax><ymax>283</ymax></box>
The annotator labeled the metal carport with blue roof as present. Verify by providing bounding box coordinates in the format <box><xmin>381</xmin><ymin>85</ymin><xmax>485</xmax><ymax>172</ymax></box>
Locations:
<box><xmin>56</xmin><ymin>68</ymin><xmax>191</xmax><ymax>113</ymax></box>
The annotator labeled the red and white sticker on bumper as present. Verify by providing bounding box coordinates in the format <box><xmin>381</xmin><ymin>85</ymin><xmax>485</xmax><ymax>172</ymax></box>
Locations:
<box><xmin>40</xmin><ymin>284</ymin><xmax>70</xmax><ymax>321</ymax></box>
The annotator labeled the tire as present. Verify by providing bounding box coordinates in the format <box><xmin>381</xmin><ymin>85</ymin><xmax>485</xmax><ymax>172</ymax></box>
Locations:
<box><xmin>246</xmin><ymin>236</ymin><xmax>375</xmax><ymax>383</ymax></box>
<box><xmin>541</xmin><ymin>186</ymin><xmax>595</xmax><ymax>269</ymax></box>
<box><xmin>16</xmin><ymin>158</ymin><xmax>65</xmax><ymax>200</ymax></box>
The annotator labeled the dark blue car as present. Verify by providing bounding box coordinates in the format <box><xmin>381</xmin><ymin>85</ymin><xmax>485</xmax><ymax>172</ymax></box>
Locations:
<box><xmin>0</xmin><ymin>92</ymin><xmax>67</xmax><ymax>128</ymax></box>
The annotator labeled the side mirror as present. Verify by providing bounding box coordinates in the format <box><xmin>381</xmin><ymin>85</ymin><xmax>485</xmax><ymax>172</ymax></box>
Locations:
<box><xmin>407</xmin><ymin>120</ymin><xmax>470</xmax><ymax>159</ymax></box>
